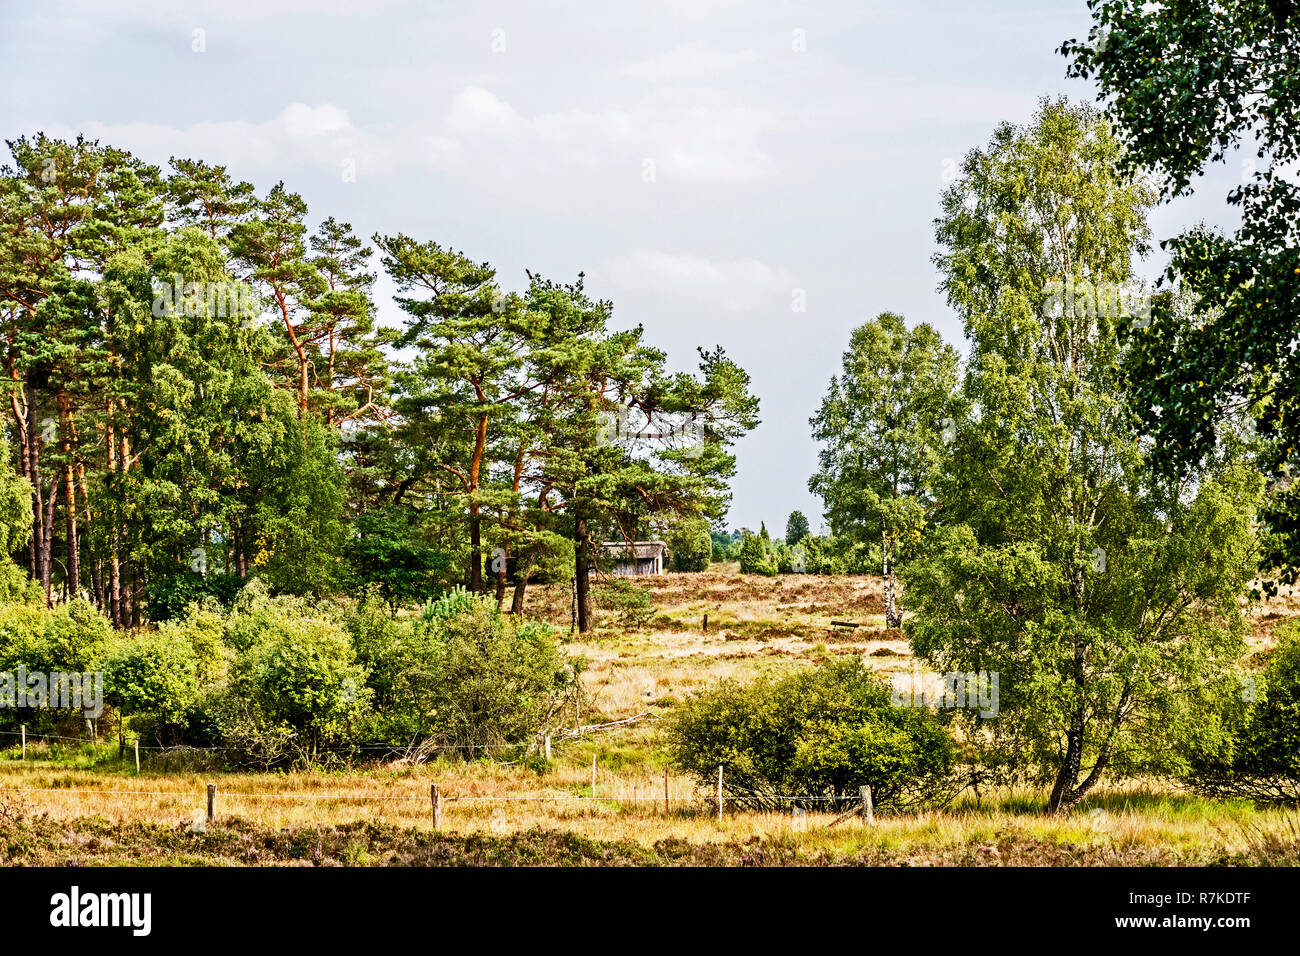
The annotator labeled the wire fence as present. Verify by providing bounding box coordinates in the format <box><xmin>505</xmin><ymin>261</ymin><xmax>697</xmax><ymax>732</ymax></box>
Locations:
<box><xmin>0</xmin><ymin>728</ymin><xmax>535</xmax><ymax>754</ymax></box>
<box><xmin>0</xmin><ymin>727</ymin><xmax>879</xmax><ymax>824</ymax></box>
<box><xmin>0</xmin><ymin>761</ymin><xmax>873</xmax><ymax>816</ymax></box>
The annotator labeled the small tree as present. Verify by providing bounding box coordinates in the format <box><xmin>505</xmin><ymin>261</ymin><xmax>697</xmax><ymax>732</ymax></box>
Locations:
<box><xmin>810</xmin><ymin>312</ymin><xmax>958</xmax><ymax>627</ymax></box>
<box><xmin>910</xmin><ymin>99</ymin><xmax>1261</xmax><ymax>813</ymax></box>
<box><xmin>667</xmin><ymin>518</ymin><xmax>712</xmax><ymax>572</ymax></box>
<box><xmin>737</xmin><ymin>530</ymin><xmax>775</xmax><ymax>576</ymax></box>
<box><xmin>100</xmin><ymin>631</ymin><xmax>200</xmax><ymax>731</ymax></box>
<box><xmin>784</xmin><ymin>510</ymin><xmax>810</xmax><ymax>546</ymax></box>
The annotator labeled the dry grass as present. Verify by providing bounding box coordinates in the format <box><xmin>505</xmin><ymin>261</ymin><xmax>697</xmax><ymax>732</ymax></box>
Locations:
<box><xmin>2</xmin><ymin>569</ymin><xmax>1297</xmax><ymax>865</ymax></box>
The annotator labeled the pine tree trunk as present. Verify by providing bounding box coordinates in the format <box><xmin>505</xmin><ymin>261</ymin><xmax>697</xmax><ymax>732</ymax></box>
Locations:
<box><xmin>63</xmin><ymin>464</ymin><xmax>78</xmax><ymax>599</ymax></box>
<box><xmin>574</xmin><ymin>512</ymin><xmax>592</xmax><ymax>633</ymax></box>
<box><xmin>510</xmin><ymin>574</ymin><xmax>528</xmax><ymax>615</ymax></box>
<box><xmin>106</xmin><ymin>413</ymin><xmax>123</xmax><ymax>628</ymax></box>
<box><xmin>494</xmin><ymin>554</ymin><xmax>508</xmax><ymax>608</ymax></box>
<box><xmin>10</xmin><ymin>383</ymin><xmax>35</xmax><ymax>578</ymax></box>
<box><xmin>468</xmin><ymin>509</ymin><xmax>483</xmax><ymax>592</ymax></box>
<box><xmin>58</xmin><ymin>393</ymin><xmax>79</xmax><ymax>599</ymax></box>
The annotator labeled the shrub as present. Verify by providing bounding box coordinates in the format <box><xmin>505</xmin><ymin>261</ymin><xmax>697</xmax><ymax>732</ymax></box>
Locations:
<box><xmin>667</xmin><ymin>658</ymin><xmax>957</xmax><ymax>810</ymax></box>
<box><xmin>1187</xmin><ymin>626</ymin><xmax>1300</xmax><ymax>804</ymax></box>
<box><xmin>0</xmin><ymin>600</ymin><xmax>112</xmax><ymax>674</ymax></box>
<box><xmin>667</xmin><ymin>518</ymin><xmax>712</xmax><ymax>572</ymax></box>
<box><xmin>146</xmin><ymin>571</ymin><xmax>244</xmax><ymax>623</ymax></box>
<box><xmin>590</xmin><ymin>578</ymin><xmax>655</xmax><ymax>627</ymax></box>
<box><xmin>99</xmin><ymin>630</ymin><xmax>200</xmax><ymax>727</ymax></box>
<box><xmin>373</xmin><ymin>593</ymin><xmax>584</xmax><ymax>752</ymax></box>
<box><xmin>737</xmin><ymin>530</ymin><xmax>776</xmax><ymax>576</ymax></box>
<box><xmin>155</xmin><ymin>605</ymin><xmax>229</xmax><ymax>685</ymax></box>
<box><xmin>230</xmin><ymin>614</ymin><xmax>370</xmax><ymax>755</ymax></box>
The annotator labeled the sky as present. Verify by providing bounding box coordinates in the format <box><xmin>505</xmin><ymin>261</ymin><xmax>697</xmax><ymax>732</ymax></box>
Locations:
<box><xmin>0</xmin><ymin>0</ymin><xmax>1249</xmax><ymax>533</ymax></box>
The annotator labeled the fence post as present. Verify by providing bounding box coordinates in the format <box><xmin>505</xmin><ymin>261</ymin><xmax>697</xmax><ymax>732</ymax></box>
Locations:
<box><xmin>717</xmin><ymin>765</ymin><xmax>723</xmax><ymax>823</ymax></box>
<box><xmin>664</xmin><ymin>766</ymin><xmax>669</xmax><ymax>816</ymax></box>
<box><xmin>206</xmin><ymin>783</ymin><xmax>216</xmax><ymax>824</ymax></box>
<box><xmin>860</xmin><ymin>785</ymin><xmax>874</xmax><ymax>824</ymax></box>
<box><xmin>134</xmin><ymin>739</ymin><xmax>140</xmax><ymax>774</ymax></box>
<box><xmin>431</xmin><ymin>784</ymin><xmax>442</xmax><ymax>830</ymax></box>
<box><xmin>703</xmin><ymin>613</ymin><xmax>708</xmax><ymax>633</ymax></box>
<box><xmin>20</xmin><ymin>724</ymin><xmax>25</xmax><ymax>760</ymax></box>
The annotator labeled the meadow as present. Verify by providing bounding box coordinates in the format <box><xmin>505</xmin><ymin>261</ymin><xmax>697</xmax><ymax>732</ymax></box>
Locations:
<box><xmin>2</xmin><ymin>570</ymin><xmax>1297</xmax><ymax>867</ymax></box>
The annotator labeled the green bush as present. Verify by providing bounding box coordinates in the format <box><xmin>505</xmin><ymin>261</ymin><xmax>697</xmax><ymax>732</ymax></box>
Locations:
<box><xmin>590</xmin><ymin>578</ymin><xmax>655</xmax><ymax>627</ymax></box>
<box><xmin>155</xmin><ymin>605</ymin><xmax>229</xmax><ymax>685</ymax></box>
<box><xmin>737</xmin><ymin>530</ymin><xmax>776</xmax><ymax>576</ymax></box>
<box><xmin>409</xmin><ymin>595</ymin><xmax>583</xmax><ymax>753</ymax></box>
<box><xmin>667</xmin><ymin>658</ymin><xmax>957</xmax><ymax>810</ymax></box>
<box><xmin>99</xmin><ymin>630</ymin><xmax>200</xmax><ymax>726</ymax></box>
<box><xmin>230</xmin><ymin>613</ymin><xmax>369</xmax><ymax>754</ymax></box>
<box><xmin>146</xmin><ymin>571</ymin><xmax>244</xmax><ymax>623</ymax></box>
<box><xmin>667</xmin><ymin>518</ymin><xmax>712</xmax><ymax>572</ymax></box>
<box><xmin>0</xmin><ymin>599</ymin><xmax>112</xmax><ymax>674</ymax></box>
<box><xmin>1187</xmin><ymin>626</ymin><xmax>1300</xmax><ymax>804</ymax></box>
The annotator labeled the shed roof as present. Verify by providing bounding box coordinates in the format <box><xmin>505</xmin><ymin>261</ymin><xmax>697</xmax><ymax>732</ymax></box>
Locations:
<box><xmin>599</xmin><ymin>540</ymin><xmax>667</xmax><ymax>559</ymax></box>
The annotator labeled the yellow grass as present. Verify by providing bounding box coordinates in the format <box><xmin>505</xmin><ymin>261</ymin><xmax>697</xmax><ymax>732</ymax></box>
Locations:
<box><xmin>2</xmin><ymin>569</ymin><xmax>1298</xmax><ymax>863</ymax></box>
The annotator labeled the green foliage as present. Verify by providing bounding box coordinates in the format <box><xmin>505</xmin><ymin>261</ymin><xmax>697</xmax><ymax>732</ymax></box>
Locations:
<box><xmin>667</xmin><ymin>517</ymin><xmax>712</xmax><ymax>572</ymax></box>
<box><xmin>347</xmin><ymin>505</ymin><xmax>454</xmax><ymax>609</ymax></box>
<box><xmin>667</xmin><ymin>658</ymin><xmax>957</xmax><ymax>810</ymax></box>
<box><xmin>146</xmin><ymin>572</ymin><xmax>243</xmax><ymax>623</ymax></box>
<box><xmin>809</xmin><ymin>311</ymin><xmax>958</xmax><ymax>622</ymax></box>
<box><xmin>590</xmin><ymin>578</ymin><xmax>656</xmax><ymax>628</ymax></box>
<box><xmin>1065</xmin><ymin>3</ymin><xmax>1300</xmax><ymax>584</ymax></box>
<box><xmin>737</xmin><ymin>530</ymin><xmax>776</xmax><ymax>576</ymax></box>
<box><xmin>909</xmin><ymin>98</ymin><xmax>1261</xmax><ymax>812</ymax></box>
<box><xmin>784</xmin><ymin>510</ymin><xmax>810</xmax><ymax>546</ymax></box>
<box><xmin>410</xmin><ymin>594</ymin><xmax>583</xmax><ymax>752</ymax></box>
<box><xmin>0</xmin><ymin>600</ymin><xmax>112</xmax><ymax>674</ymax></box>
<box><xmin>1187</xmin><ymin>625</ymin><xmax>1300</xmax><ymax>804</ymax></box>
<box><xmin>0</xmin><ymin>437</ymin><xmax>33</xmax><ymax>603</ymax></box>
<box><xmin>99</xmin><ymin>630</ymin><xmax>199</xmax><ymax>725</ymax></box>
<box><xmin>224</xmin><ymin>604</ymin><xmax>369</xmax><ymax>757</ymax></box>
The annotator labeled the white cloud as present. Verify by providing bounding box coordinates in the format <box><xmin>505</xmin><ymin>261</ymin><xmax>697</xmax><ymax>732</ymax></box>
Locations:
<box><xmin>55</xmin><ymin>103</ymin><xmax>397</xmax><ymax>178</ymax></box>
<box><xmin>598</xmin><ymin>249</ymin><xmax>796</xmax><ymax>313</ymax></box>
<box><xmin>427</xmin><ymin>86</ymin><xmax>777</xmax><ymax>185</ymax></box>
<box><xmin>624</xmin><ymin>43</ymin><xmax>761</xmax><ymax>84</ymax></box>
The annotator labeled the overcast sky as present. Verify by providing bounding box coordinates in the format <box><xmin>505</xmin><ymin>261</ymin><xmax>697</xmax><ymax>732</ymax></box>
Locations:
<box><xmin>0</xmin><ymin>0</ymin><xmax>1247</xmax><ymax>533</ymax></box>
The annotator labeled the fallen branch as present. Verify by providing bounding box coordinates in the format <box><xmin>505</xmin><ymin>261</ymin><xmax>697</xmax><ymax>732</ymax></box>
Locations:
<box><xmin>556</xmin><ymin>710</ymin><xmax>660</xmax><ymax>740</ymax></box>
<box><xmin>826</xmin><ymin>805</ymin><xmax>862</xmax><ymax>828</ymax></box>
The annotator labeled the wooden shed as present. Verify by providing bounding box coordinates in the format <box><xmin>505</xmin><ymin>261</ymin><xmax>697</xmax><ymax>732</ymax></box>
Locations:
<box><xmin>598</xmin><ymin>540</ymin><xmax>667</xmax><ymax>576</ymax></box>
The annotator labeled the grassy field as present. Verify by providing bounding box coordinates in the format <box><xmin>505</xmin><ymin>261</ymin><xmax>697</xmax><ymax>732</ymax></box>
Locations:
<box><xmin>2</xmin><ymin>570</ymin><xmax>1298</xmax><ymax>866</ymax></box>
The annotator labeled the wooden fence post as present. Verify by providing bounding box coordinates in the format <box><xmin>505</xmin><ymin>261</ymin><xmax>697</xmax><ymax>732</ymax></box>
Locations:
<box><xmin>717</xmin><ymin>765</ymin><xmax>723</xmax><ymax>822</ymax></box>
<box><xmin>134</xmin><ymin>739</ymin><xmax>140</xmax><ymax>774</ymax></box>
<box><xmin>431</xmin><ymin>784</ymin><xmax>442</xmax><ymax>830</ymax></box>
<box><xmin>206</xmin><ymin>783</ymin><xmax>216</xmax><ymax>823</ymax></box>
<box><xmin>703</xmin><ymin>613</ymin><xmax>708</xmax><ymax>633</ymax></box>
<box><xmin>860</xmin><ymin>785</ymin><xmax>874</xmax><ymax>824</ymax></box>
